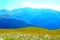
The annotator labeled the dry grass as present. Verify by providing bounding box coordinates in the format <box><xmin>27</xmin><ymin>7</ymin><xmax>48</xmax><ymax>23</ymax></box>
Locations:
<box><xmin>0</xmin><ymin>27</ymin><xmax>60</xmax><ymax>40</ymax></box>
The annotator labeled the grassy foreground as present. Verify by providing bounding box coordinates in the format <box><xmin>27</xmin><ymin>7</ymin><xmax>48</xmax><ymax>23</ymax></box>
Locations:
<box><xmin>0</xmin><ymin>27</ymin><xmax>60</xmax><ymax>40</ymax></box>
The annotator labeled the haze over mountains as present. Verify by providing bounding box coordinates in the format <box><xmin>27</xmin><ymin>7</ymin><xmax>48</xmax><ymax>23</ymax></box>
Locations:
<box><xmin>0</xmin><ymin>8</ymin><xmax>60</xmax><ymax>29</ymax></box>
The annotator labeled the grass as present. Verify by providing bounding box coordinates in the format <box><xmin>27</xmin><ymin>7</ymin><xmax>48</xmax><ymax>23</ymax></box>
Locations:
<box><xmin>0</xmin><ymin>26</ymin><xmax>60</xmax><ymax>40</ymax></box>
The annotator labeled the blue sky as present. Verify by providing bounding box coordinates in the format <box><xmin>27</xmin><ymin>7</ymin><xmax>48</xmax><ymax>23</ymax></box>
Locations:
<box><xmin>0</xmin><ymin>0</ymin><xmax>60</xmax><ymax>11</ymax></box>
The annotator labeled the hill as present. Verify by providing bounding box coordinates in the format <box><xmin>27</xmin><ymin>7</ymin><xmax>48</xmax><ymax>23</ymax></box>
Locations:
<box><xmin>0</xmin><ymin>26</ymin><xmax>60</xmax><ymax>36</ymax></box>
<box><xmin>0</xmin><ymin>18</ymin><xmax>30</xmax><ymax>28</ymax></box>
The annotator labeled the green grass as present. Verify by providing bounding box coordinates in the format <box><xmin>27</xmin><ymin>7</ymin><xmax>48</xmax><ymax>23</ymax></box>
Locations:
<box><xmin>0</xmin><ymin>26</ymin><xmax>60</xmax><ymax>40</ymax></box>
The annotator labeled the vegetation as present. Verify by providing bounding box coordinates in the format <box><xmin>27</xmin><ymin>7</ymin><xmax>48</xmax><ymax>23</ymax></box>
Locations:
<box><xmin>0</xmin><ymin>26</ymin><xmax>60</xmax><ymax>40</ymax></box>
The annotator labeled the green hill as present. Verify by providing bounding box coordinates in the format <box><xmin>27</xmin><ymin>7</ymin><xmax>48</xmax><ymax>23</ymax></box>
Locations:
<box><xmin>0</xmin><ymin>26</ymin><xmax>60</xmax><ymax>36</ymax></box>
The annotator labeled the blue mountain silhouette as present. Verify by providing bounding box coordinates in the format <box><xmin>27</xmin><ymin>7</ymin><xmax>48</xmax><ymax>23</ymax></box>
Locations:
<box><xmin>0</xmin><ymin>8</ymin><xmax>60</xmax><ymax>29</ymax></box>
<box><xmin>0</xmin><ymin>18</ymin><xmax>30</xmax><ymax>28</ymax></box>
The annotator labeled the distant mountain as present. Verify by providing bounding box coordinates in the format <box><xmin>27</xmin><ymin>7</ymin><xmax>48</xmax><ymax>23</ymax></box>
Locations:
<box><xmin>0</xmin><ymin>8</ymin><xmax>60</xmax><ymax>29</ymax></box>
<box><xmin>28</xmin><ymin>9</ymin><xmax>60</xmax><ymax>29</ymax></box>
<box><xmin>0</xmin><ymin>18</ymin><xmax>30</xmax><ymax>28</ymax></box>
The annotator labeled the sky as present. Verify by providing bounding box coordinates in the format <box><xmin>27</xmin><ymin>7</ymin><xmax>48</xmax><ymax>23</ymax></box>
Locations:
<box><xmin>0</xmin><ymin>0</ymin><xmax>60</xmax><ymax>11</ymax></box>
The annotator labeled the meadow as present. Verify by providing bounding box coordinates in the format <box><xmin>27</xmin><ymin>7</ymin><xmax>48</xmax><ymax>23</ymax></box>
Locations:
<box><xmin>0</xmin><ymin>27</ymin><xmax>60</xmax><ymax>40</ymax></box>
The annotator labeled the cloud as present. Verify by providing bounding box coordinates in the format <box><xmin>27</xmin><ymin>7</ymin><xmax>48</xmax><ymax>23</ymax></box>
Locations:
<box><xmin>21</xmin><ymin>2</ymin><xmax>60</xmax><ymax>11</ymax></box>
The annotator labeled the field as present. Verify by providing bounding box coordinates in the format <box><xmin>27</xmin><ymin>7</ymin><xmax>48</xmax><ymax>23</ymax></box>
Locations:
<box><xmin>0</xmin><ymin>26</ymin><xmax>60</xmax><ymax>40</ymax></box>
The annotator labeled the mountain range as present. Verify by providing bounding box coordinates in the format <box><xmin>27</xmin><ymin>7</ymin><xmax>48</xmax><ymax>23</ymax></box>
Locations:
<box><xmin>0</xmin><ymin>8</ymin><xmax>60</xmax><ymax>29</ymax></box>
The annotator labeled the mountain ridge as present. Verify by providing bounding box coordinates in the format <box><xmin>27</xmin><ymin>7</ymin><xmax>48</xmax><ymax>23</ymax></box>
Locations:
<box><xmin>0</xmin><ymin>18</ymin><xmax>31</xmax><ymax>28</ymax></box>
<box><xmin>0</xmin><ymin>8</ymin><xmax>60</xmax><ymax>29</ymax></box>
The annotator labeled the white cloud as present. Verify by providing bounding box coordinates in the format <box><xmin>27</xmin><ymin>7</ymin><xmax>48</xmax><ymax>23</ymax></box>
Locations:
<box><xmin>21</xmin><ymin>2</ymin><xmax>60</xmax><ymax>11</ymax></box>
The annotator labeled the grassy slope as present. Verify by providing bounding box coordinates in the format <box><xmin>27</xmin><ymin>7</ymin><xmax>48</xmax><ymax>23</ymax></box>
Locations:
<box><xmin>0</xmin><ymin>26</ymin><xmax>60</xmax><ymax>36</ymax></box>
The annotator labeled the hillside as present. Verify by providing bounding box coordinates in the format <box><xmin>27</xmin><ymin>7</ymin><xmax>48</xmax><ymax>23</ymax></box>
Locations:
<box><xmin>0</xmin><ymin>26</ymin><xmax>60</xmax><ymax>36</ymax></box>
<box><xmin>0</xmin><ymin>18</ymin><xmax>30</xmax><ymax>28</ymax></box>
